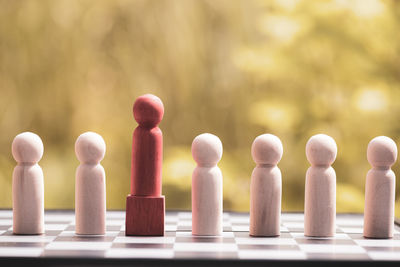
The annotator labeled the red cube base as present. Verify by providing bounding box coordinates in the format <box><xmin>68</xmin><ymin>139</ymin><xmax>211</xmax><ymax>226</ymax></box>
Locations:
<box><xmin>125</xmin><ymin>195</ymin><xmax>165</xmax><ymax>236</ymax></box>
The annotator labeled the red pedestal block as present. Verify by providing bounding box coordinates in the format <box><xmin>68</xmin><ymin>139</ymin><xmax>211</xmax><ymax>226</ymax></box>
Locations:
<box><xmin>125</xmin><ymin>195</ymin><xmax>165</xmax><ymax>236</ymax></box>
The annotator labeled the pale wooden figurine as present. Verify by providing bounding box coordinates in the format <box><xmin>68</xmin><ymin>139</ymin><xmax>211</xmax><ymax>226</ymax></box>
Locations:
<box><xmin>12</xmin><ymin>132</ymin><xmax>44</xmax><ymax>235</ymax></box>
<box><xmin>191</xmin><ymin>133</ymin><xmax>223</xmax><ymax>236</ymax></box>
<box><xmin>250</xmin><ymin>134</ymin><xmax>283</xmax><ymax>237</ymax></box>
<box><xmin>75</xmin><ymin>132</ymin><xmax>106</xmax><ymax>235</ymax></box>
<box><xmin>304</xmin><ymin>134</ymin><xmax>337</xmax><ymax>237</ymax></box>
<box><xmin>364</xmin><ymin>136</ymin><xmax>397</xmax><ymax>239</ymax></box>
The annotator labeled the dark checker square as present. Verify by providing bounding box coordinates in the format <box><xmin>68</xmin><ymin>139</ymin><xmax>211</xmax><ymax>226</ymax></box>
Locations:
<box><xmin>54</xmin><ymin>236</ymin><xmax>116</xmax><ymax>242</ymax></box>
<box><xmin>41</xmin><ymin>249</ymin><xmax>106</xmax><ymax>258</ymax></box>
<box><xmin>0</xmin><ymin>242</ymin><xmax>48</xmax><ymax>247</ymax></box>
<box><xmin>44</xmin><ymin>221</ymin><xmax>71</xmax><ymax>224</ymax></box>
<box><xmin>174</xmin><ymin>251</ymin><xmax>239</xmax><ymax>259</ymax></box>
<box><xmin>238</xmin><ymin>244</ymin><xmax>300</xmax><ymax>250</ymax></box>
<box><xmin>44</xmin><ymin>230</ymin><xmax>63</xmax><ymax>236</ymax></box>
<box><xmin>295</xmin><ymin>238</ymin><xmax>356</xmax><ymax>245</ymax></box>
<box><xmin>363</xmin><ymin>246</ymin><xmax>400</xmax><ymax>252</ymax></box>
<box><xmin>175</xmin><ymin>237</ymin><xmax>236</xmax><ymax>243</ymax></box>
<box><xmin>112</xmin><ymin>243</ymin><xmax>173</xmax><ymax>249</ymax></box>
<box><xmin>223</xmin><ymin>226</ymin><xmax>233</xmax><ymax>232</ymax></box>
<box><xmin>306</xmin><ymin>253</ymin><xmax>370</xmax><ymax>260</ymax></box>
<box><xmin>177</xmin><ymin>225</ymin><xmax>191</xmax><ymax>231</ymax></box>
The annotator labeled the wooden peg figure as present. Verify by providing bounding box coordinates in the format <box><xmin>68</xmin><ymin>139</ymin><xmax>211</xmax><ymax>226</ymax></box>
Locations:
<box><xmin>126</xmin><ymin>94</ymin><xmax>165</xmax><ymax>236</ymax></box>
<box><xmin>191</xmin><ymin>133</ymin><xmax>223</xmax><ymax>236</ymax></box>
<box><xmin>75</xmin><ymin>132</ymin><xmax>106</xmax><ymax>235</ymax></box>
<box><xmin>364</xmin><ymin>136</ymin><xmax>397</xmax><ymax>239</ymax></box>
<box><xmin>304</xmin><ymin>134</ymin><xmax>337</xmax><ymax>237</ymax></box>
<box><xmin>12</xmin><ymin>132</ymin><xmax>44</xmax><ymax>235</ymax></box>
<box><xmin>250</xmin><ymin>134</ymin><xmax>283</xmax><ymax>237</ymax></box>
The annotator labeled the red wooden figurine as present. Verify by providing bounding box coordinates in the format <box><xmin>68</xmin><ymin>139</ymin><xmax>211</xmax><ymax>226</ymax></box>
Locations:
<box><xmin>125</xmin><ymin>94</ymin><xmax>165</xmax><ymax>236</ymax></box>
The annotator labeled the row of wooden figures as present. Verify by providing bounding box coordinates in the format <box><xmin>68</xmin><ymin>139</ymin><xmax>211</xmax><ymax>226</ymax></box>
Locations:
<box><xmin>192</xmin><ymin>133</ymin><xmax>397</xmax><ymax>239</ymax></box>
<box><xmin>11</xmin><ymin>131</ymin><xmax>396</xmax><ymax>239</ymax></box>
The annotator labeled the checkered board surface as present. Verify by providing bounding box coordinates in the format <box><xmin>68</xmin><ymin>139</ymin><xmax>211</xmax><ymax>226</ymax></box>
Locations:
<box><xmin>0</xmin><ymin>210</ymin><xmax>400</xmax><ymax>261</ymax></box>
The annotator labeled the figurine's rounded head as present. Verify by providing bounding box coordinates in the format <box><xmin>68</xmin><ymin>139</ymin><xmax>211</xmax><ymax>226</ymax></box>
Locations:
<box><xmin>75</xmin><ymin>132</ymin><xmax>106</xmax><ymax>164</ymax></box>
<box><xmin>12</xmin><ymin>132</ymin><xmax>44</xmax><ymax>163</ymax></box>
<box><xmin>367</xmin><ymin>136</ymin><xmax>397</xmax><ymax>168</ymax></box>
<box><xmin>133</xmin><ymin>94</ymin><xmax>164</xmax><ymax>128</ymax></box>
<box><xmin>306</xmin><ymin>134</ymin><xmax>337</xmax><ymax>166</ymax></box>
<box><xmin>251</xmin><ymin>134</ymin><xmax>283</xmax><ymax>165</ymax></box>
<box><xmin>192</xmin><ymin>133</ymin><xmax>223</xmax><ymax>166</ymax></box>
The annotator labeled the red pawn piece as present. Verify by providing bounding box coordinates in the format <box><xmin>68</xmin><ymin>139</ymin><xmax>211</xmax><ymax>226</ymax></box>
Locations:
<box><xmin>126</xmin><ymin>94</ymin><xmax>165</xmax><ymax>236</ymax></box>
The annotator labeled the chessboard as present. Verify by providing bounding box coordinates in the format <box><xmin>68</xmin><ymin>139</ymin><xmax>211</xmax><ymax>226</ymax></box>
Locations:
<box><xmin>0</xmin><ymin>210</ymin><xmax>399</xmax><ymax>266</ymax></box>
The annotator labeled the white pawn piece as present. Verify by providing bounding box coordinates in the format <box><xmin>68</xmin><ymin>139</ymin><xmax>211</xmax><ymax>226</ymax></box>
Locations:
<box><xmin>191</xmin><ymin>133</ymin><xmax>223</xmax><ymax>236</ymax></box>
<box><xmin>75</xmin><ymin>132</ymin><xmax>106</xmax><ymax>235</ymax></box>
<box><xmin>304</xmin><ymin>134</ymin><xmax>337</xmax><ymax>237</ymax></box>
<box><xmin>250</xmin><ymin>134</ymin><xmax>283</xmax><ymax>237</ymax></box>
<box><xmin>364</xmin><ymin>136</ymin><xmax>397</xmax><ymax>239</ymax></box>
<box><xmin>12</xmin><ymin>132</ymin><xmax>44</xmax><ymax>235</ymax></box>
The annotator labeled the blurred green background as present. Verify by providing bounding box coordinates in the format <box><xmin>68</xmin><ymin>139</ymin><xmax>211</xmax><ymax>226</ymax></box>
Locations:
<box><xmin>1</xmin><ymin>0</ymin><xmax>400</xmax><ymax>214</ymax></box>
